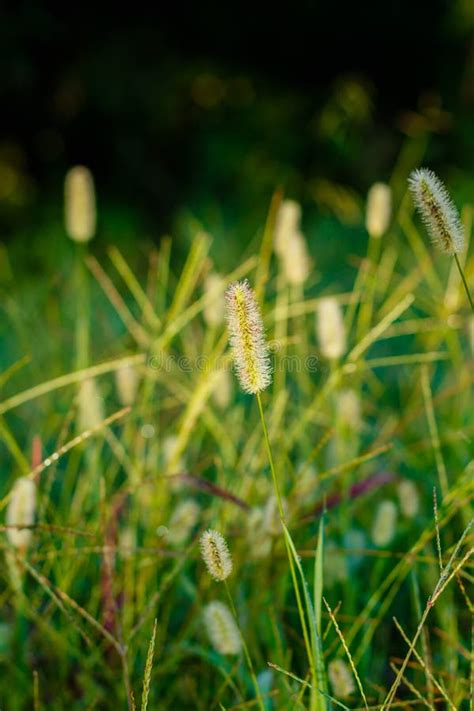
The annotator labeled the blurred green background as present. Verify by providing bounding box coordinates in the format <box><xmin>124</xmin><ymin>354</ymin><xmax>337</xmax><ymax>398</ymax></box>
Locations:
<box><xmin>0</xmin><ymin>2</ymin><xmax>473</xmax><ymax>284</ymax></box>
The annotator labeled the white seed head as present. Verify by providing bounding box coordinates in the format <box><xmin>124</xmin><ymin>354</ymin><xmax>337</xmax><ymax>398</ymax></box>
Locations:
<box><xmin>372</xmin><ymin>500</ymin><xmax>397</xmax><ymax>547</ymax></box>
<box><xmin>408</xmin><ymin>168</ymin><xmax>464</xmax><ymax>255</ymax></box>
<box><xmin>397</xmin><ymin>479</ymin><xmax>419</xmax><ymax>519</ymax></box>
<box><xmin>366</xmin><ymin>182</ymin><xmax>391</xmax><ymax>238</ymax></box>
<box><xmin>316</xmin><ymin>297</ymin><xmax>347</xmax><ymax>360</ymax></box>
<box><xmin>64</xmin><ymin>165</ymin><xmax>96</xmax><ymax>243</ymax></box>
<box><xmin>77</xmin><ymin>378</ymin><xmax>104</xmax><ymax>432</ymax></box>
<box><xmin>328</xmin><ymin>659</ymin><xmax>355</xmax><ymax>699</ymax></box>
<box><xmin>115</xmin><ymin>364</ymin><xmax>140</xmax><ymax>406</ymax></box>
<box><xmin>281</xmin><ymin>231</ymin><xmax>311</xmax><ymax>285</ymax></box>
<box><xmin>225</xmin><ymin>279</ymin><xmax>272</xmax><ymax>394</ymax></box>
<box><xmin>274</xmin><ymin>199</ymin><xmax>301</xmax><ymax>256</ymax></box>
<box><xmin>6</xmin><ymin>477</ymin><xmax>36</xmax><ymax>550</ymax></box>
<box><xmin>203</xmin><ymin>273</ymin><xmax>226</xmax><ymax>327</ymax></box>
<box><xmin>200</xmin><ymin>529</ymin><xmax>233</xmax><ymax>581</ymax></box>
<box><xmin>203</xmin><ymin>601</ymin><xmax>242</xmax><ymax>655</ymax></box>
<box><xmin>212</xmin><ymin>368</ymin><xmax>232</xmax><ymax>409</ymax></box>
<box><xmin>168</xmin><ymin>499</ymin><xmax>200</xmax><ymax>545</ymax></box>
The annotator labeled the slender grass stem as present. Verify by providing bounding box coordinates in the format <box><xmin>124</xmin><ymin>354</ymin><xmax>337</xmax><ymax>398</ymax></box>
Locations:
<box><xmin>75</xmin><ymin>244</ymin><xmax>90</xmax><ymax>370</ymax></box>
<box><xmin>256</xmin><ymin>391</ymin><xmax>321</xmax><ymax>711</ymax></box>
<box><xmin>453</xmin><ymin>253</ymin><xmax>474</xmax><ymax>313</ymax></box>
<box><xmin>224</xmin><ymin>581</ymin><xmax>265</xmax><ymax>711</ymax></box>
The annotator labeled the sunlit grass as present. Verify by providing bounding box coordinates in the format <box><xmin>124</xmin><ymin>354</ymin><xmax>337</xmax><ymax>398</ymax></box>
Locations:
<box><xmin>0</xmin><ymin>152</ymin><xmax>472</xmax><ymax>710</ymax></box>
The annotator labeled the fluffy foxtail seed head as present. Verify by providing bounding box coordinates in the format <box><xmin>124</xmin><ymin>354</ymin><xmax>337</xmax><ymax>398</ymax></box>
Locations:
<box><xmin>328</xmin><ymin>659</ymin><xmax>355</xmax><ymax>699</ymax></box>
<box><xmin>6</xmin><ymin>476</ymin><xmax>37</xmax><ymax>550</ymax></box>
<box><xmin>366</xmin><ymin>182</ymin><xmax>391</xmax><ymax>238</ymax></box>
<box><xmin>316</xmin><ymin>297</ymin><xmax>347</xmax><ymax>360</ymax></box>
<box><xmin>371</xmin><ymin>500</ymin><xmax>397</xmax><ymax>547</ymax></box>
<box><xmin>408</xmin><ymin>168</ymin><xmax>464</xmax><ymax>255</ymax></box>
<box><xmin>204</xmin><ymin>601</ymin><xmax>242</xmax><ymax>655</ymax></box>
<box><xmin>64</xmin><ymin>165</ymin><xmax>96</xmax><ymax>243</ymax></box>
<box><xmin>200</xmin><ymin>529</ymin><xmax>233</xmax><ymax>581</ymax></box>
<box><xmin>225</xmin><ymin>279</ymin><xmax>272</xmax><ymax>394</ymax></box>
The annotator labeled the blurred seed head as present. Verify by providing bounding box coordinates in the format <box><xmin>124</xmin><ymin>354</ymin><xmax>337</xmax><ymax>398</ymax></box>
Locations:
<box><xmin>408</xmin><ymin>168</ymin><xmax>464</xmax><ymax>255</ymax></box>
<box><xmin>168</xmin><ymin>499</ymin><xmax>200</xmax><ymax>545</ymax></box>
<box><xmin>6</xmin><ymin>476</ymin><xmax>36</xmax><ymax>550</ymax></box>
<box><xmin>328</xmin><ymin>659</ymin><xmax>355</xmax><ymax>699</ymax></box>
<box><xmin>225</xmin><ymin>279</ymin><xmax>272</xmax><ymax>394</ymax></box>
<box><xmin>203</xmin><ymin>601</ymin><xmax>241</xmax><ymax>655</ymax></box>
<box><xmin>115</xmin><ymin>364</ymin><xmax>140</xmax><ymax>407</ymax></box>
<box><xmin>366</xmin><ymin>182</ymin><xmax>391</xmax><ymax>238</ymax></box>
<box><xmin>281</xmin><ymin>231</ymin><xmax>311</xmax><ymax>286</ymax></box>
<box><xmin>77</xmin><ymin>378</ymin><xmax>104</xmax><ymax>432</ymax></box>
<box><xmin>274</xmin><ymin>199</ymin><xmax>301</xmax><ymax>256</ymax></box>
<box><xmin>119</xmin><ymin>527</ymin><xmax>136</xmax><ymax>560</ymax></box>
<box><xmin>336</xmin><ymin>389</ymin><xmax>362</xmax><ymax>431</ymax></box>
<box><xmin>397</xmin><ymin>479</ymin><xmax>419</xmax><ymax>519</ymax></box>
<box><xmin>203</xmin><ymin>272</ymin><xmax>226</xmax><ymax>327</ymax></box>
<box><xmin>200</xmin><ymin>529</ymin><xmax>233</xmax><ymax>581</ymax></box>
<box><xmin>316</xmin><ymin>297</ymin><xmax>347</xmax><ymax>360</ymax></box>
<box><xmin>64</xmin><ymin>165</ymin><xmax>96</xmax><ymax>243</ymax></box>
<box><xmin>372</xmin><ymin>500</ymin><xmax>397</xmax><ymax>547</ymax></box>
<box><xmin>162</xmin><ymin>435</ymin><xmax>186</xmax><ymax>491</ymax></box>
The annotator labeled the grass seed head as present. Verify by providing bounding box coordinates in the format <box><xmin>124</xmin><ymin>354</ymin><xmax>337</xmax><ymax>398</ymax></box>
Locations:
<box><xmin>203</xmin><ymin>601</ymin><xmax>241</xmax><ymax>655</ymax></box>
<box><xmin>372</xmin><ymin>499</ymin><xmax>397</xmax><ymax>547</ymax></box>
<box><xmin>366</xmin><ymin>182</ymin><xmax>391</xmax><ymax>238</ymax></box>
<box><xmin>281</xmin><ymin>231</ymin><xmax>311</xmax><ymax>285</ymax></box>
<box><xmin>408</xmin><ymin>168</ymin><xmax>464</xmax><ymax>255</ymax></box>
<box><xmin>77</xmin><ymin>378</ymin><xmax>104</xmax><ymax>432</ymax></box>
<box><xmin>328</xmin><ymin>658</ymin><xmax>355</xmax><ymax>698</ymax></box>
<box><xmin>64</xmin><ymin>165</ymin><xmax>96</xmax><ymax>243</ymax></box>
<box><xmin>6</xmin><ymin>476</ymin><xmax>36</xmax><ymax>550</ymax></box>
<box><xmin>274</xmin><ymin>199</ymin><xmax>301</xmax><ymax>256</ymax></box>
<box><xmin>200</xmin><ymin>529</ymin><xmax>233</xmax><ymax>581</ymax></box>
<box><xmin>203</xmin><ymin>272</ymin><xmax>226</xmax><ymax>327</ymax></box>
<box><xmin>397</xmin><ymin>479</ymin><xmax>419</xmax><ymax>519</ymax></box>
<box><xmin>115</xmin><ymin>364</ymin><xmax>140</xmax><ymax>406</ymax></box>
<box><xmin>225</xmin><ymin>279</ymin><xmax>272</xmax><ymax>394</ymax></box>
<box><xmin>316</xmin><ymin>297</ymin><xmax>347</xmax><ymax>360</ymax></box>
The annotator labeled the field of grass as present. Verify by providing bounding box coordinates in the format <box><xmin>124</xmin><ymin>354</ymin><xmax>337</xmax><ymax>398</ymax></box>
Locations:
<box><xmin>0</xmin><ymin>153</ymin><xmax>473</xmax><ymax>709</ymax></box>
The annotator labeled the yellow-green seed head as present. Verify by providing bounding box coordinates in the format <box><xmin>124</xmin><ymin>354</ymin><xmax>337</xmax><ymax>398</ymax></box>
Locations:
<box><xmin>203</xmin><ymin>601</ymin><xmax>241</xmax><ymax>655</ymax></box>
<box><xmin>225</xmin><ymin>280</ymin><xmax>272</xmax><ymax>394</ymax></box>
<box><xmin>200</xmin><ymin>529</ymin><xmax>233</xmax><ymax>581</ymax></box>
<box><xmin>6</xmin><ymin>476</ymin><xmax>36</xmax><ymax>550</ymax></box>
<box><xmin>64</xmin><ymin>165</ymin><xmax>96</xmax><ymax>243</ymax></box>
